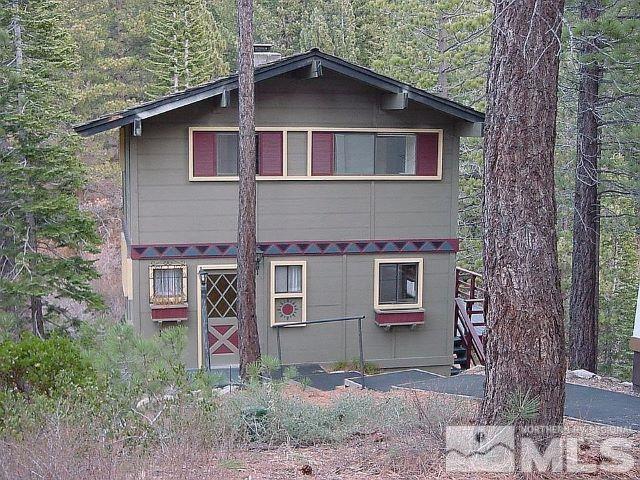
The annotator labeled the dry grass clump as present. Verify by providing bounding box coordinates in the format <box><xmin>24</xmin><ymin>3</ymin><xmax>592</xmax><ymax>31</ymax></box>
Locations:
<box><xmin>2</xmin><ymin>387</ymin><xmax>639</xmax><ymax>479</ymax></box>
<box><xmin>0</xmin><ymin>383</ymin><xmax>484</xmax><ymax>480</ymax></box>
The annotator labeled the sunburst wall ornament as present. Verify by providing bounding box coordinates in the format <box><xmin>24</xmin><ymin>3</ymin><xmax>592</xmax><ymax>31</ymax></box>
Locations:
<box><xmin>277</xmin><ymin>298</ymin><xmax>300</xmax><ymax>322</ymax></box>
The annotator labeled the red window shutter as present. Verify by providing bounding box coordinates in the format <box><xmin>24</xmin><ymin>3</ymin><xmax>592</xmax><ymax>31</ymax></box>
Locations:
<box><xmin>192</xmin><ymin>131</ymin><xmax>216</xmax><ymax>177</ymax></box>
<box><xmin>311</xmin><ymin>132</ymin><xmax>334</xmax><ymax>176</ymax></box>
<box><xmin>416</xmin><ymin>132</ymin><xmax>440</xmax><ymax>176</ymax></box>
<box><xmin>258</xmin><ymin>132</ymin><xmax>283</xmax><ymax>176</ymax></box>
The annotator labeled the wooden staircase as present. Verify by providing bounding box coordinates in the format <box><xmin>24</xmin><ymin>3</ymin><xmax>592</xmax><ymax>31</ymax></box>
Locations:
<box><xmin>453</xmin><ymin>267</ymin><xmax>486</xmax><ymax>373</ymax></box>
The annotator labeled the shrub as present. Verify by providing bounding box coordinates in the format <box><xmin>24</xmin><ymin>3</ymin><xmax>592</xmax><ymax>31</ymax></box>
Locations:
<box><xmin>330</xmin><ymin>358</ymin><xmax>380</xmax><ymax>375</ymax></box>
<box><xmin>215</xmin><ymin>384</ymin><xmax>412</xmax><ymax>446</ymax></box>
<box><xmin>0</xmin><ymin>334</ymin><xmax>96</xmax><ymax>398</ymax></box>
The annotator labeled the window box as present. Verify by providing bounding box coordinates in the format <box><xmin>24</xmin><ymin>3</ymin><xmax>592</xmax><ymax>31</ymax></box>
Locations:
<box><xmin>151</xmin><ymin>304</ymin><xmax>189</xmax><ymax>322</ymax></box>
<box><xmin>374</xmin><ymin>309</ymin><xmax>424</xmax><ymax>328</ymax></box>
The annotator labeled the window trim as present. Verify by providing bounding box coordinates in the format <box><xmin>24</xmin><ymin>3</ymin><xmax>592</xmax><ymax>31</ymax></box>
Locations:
<box><xmin>270</xmin><ymin>260</ymin><xmax>307</xmax><ymax>326</ymax></box>
<box><xmin>149</xmin><ymin>264</ymin><xmax>188</xmax><ymax>305</ymax></box>
<box><xmin>373</xmin><ymin>258</ymin><xmax>424</xmax><ymax>311</ymax></box>
<box><xmin>188</xmin><ymin>127</ymin><xmax>443</xmax><ymax>181</ymax></box>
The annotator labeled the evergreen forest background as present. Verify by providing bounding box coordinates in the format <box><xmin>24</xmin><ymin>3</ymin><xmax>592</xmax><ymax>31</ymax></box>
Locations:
<box><xmin>1</xmin><ymin>0</ymin><xmax>638</xmax><ymax>378</ymax></box>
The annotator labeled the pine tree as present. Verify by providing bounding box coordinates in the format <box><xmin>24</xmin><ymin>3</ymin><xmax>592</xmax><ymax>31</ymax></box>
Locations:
<box><xmin>254</xmin><ymin>0</ymin><xmax>308</xmax><ymax>55</ymax></box>
<box><xmin>568</xmin><ymin>0</ymin><xmax>603</xmax><ymax>373</ymax></box>
<box><xmin>0</xmin><ymin>0</ymin><xmax>103</xmax><ymax>334</ymax></box>
<box><xmin>236</xmin><ymin>0</ymin><xmax>261</xmax><ymax>378</ymax></box>
<box><xmin>370</xmin><ymin>0</ymin><xmax>490</xmax><ymax>106</ymax></box>
<box><xmin>566</xmin><ymin>0</ymin><xmax>640</xmax><ymax>374</ymax></box>
<box><xmin>480</xmin><ymin>0</ymin><xmax>567</xmax><ymax>445</ymax></box>
<box><xmin>299</xmin><ymin>0</ymin><xmax>358</xmax><ymax>60</ymax></box>
<box><xmin>67</xmin><ymin>0</ymin><xmax>154</xmax><ymax>118</ymax></box>
<box><xmin>146</xmin><ymin>0</ymin><xmax>227</xmax><ymax>97</ymax></box>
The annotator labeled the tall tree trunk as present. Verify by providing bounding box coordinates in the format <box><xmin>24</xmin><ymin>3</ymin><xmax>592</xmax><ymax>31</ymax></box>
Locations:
<box><xmin>436</xmin><ymin>17</ymin><xmax>449</xmax><ymax>98</ymax></box>
<box><xmin>27</xmin><ymin>212</ymin><xmax>44</xmax><ymax>337</ymax></box>
<box><xmin>480</xmin><ymin>0</ymin><xmax>567</xmax><ymax>443</ymax></box>
<box><xmin>569</xmin><ymin>0</ymin><xmax>602</xmax><ymax>373</ymax></box>
<box><xmin>236</xmin><ymin>0</ymin><xmax>261</xmax><ymax>377</ymax></box>
<box><xmin>11</xmin><ymin>4</ymin><xmax>43</xmax><ymax>334</ymax></box>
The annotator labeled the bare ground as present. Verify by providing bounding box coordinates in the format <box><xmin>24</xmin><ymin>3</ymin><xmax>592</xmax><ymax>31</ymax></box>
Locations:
<box><xmin>1</xmin><ymin>386</ymin><xmax>639</xmax><ymax>480</ymax></box>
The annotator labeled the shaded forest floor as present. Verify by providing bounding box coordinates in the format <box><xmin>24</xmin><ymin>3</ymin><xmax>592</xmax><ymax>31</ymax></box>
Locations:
<box><xmin>2</xmin><ymin>385</ymin><xmax>639</xmax><ymax>479</ymax></box>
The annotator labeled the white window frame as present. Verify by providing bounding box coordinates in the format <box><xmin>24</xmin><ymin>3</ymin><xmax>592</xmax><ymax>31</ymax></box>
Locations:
<box><xmin>373</xmin><ymin>258</ymin><xmax>424</xmax><ymax>311</ymax></box>
<box><xmin>149</xmin><ymin>264</ymin><xmax>188</xmax><ymax>305</ymax></box>
<box><xmin>270</xmin><ymin>260</ymin><xmax>307</xmax><ymax>326</ymax></box>
<box><xmin>188</xmin><ymin>127</ymin><xmax>443</xmax><ymax>181</ymax></box>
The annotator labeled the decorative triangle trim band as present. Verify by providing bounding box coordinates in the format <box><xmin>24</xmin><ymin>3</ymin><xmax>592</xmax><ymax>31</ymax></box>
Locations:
<box><xmin>130</xmin><ymin>238</ymin><xmax>459</xmax><ymax>259</ymax></box>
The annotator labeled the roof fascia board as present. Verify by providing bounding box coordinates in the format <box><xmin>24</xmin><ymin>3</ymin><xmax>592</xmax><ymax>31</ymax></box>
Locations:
<box><xmin>75</xmin><ymin>55</ymin><xmax>316</xmax><ymax>137</ymax></box>
<box><xmin>75</xmin><ymin>51</ymin><xmax>484</xmax><ymax>136</ymax></box>
<box><xmin>315</xmin><ymin>52</ymin><xmax>483</xmax><ymax>123</ymax></box>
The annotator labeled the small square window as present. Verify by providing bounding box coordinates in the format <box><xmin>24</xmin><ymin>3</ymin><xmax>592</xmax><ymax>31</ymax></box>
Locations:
<box><xmin>375</xmin><ymin>259</ymin><xmax>423</xmax><ymax>310</ymax></box>
<box><xmin>150</xmin><ymin>265</ymin><xmax>187</xmax><ymax>305</ymax></box>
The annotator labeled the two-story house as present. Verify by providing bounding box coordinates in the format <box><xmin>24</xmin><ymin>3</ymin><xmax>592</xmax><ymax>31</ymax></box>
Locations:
<box><xmin>75</xmin><ymin>47</ymin><xmax>484</xmax><ymax>376</ymax></box>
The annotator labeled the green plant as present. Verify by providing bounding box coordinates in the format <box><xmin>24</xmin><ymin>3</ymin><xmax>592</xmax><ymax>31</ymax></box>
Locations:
<box><xmin>0</xmin><ymin>313</ymin><xmax>21</xmax><ymax>343</ymax></box>
<box><xmin>330</xmin><ymin>358</ymin><xmax>380</xmax><ymax>375</ymax></box>
<box><xmin>501</xmin><ymin>389</ymin><xmax>540</xmax><ymax>425</ymax></box>
<box><xmin>216</xmin><ymin>385</ymin><xmax>412</xmax><ymax>446</ymax></box>
<box><xmin>246</xmin><ymin>355</ymin><xmax>286</xmax><ymax>384</ymax></box>
<box><xmin>89</xmin><ymin>323</ymin><xmax>189</xmax><ymax>398</ymax></box>
<box><xmin>0</xmin><ymin>334</ymin><xmax>96</xmax><ymax>398</ymax></box>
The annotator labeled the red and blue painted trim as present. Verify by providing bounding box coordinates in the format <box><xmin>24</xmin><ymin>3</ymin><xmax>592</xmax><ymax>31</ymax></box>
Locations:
<box><xmin>130</xmin><ymin>238</ymin><xmax>459</xmax><ymax>260</ymax></box>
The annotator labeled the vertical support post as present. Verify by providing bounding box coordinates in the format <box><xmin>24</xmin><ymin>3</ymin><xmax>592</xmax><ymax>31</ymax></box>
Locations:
<box><xmin>470</xmin><ymin>274</ymin><xmax>476</xmax><ymax>299</ymax></box>
<box><xmin>200</xmin><ymin>271</ymin><xmax>211</xmax><ymax>372</ymax></box>
<box><xmin>357</xmin><ymin>316</ymin><xmax>365</xmax><ymax>389</ymax></box>
<box><xmin>276</xmin><ymin>325</ymin><xmax>283</xmax><ymax>379</ymax></box>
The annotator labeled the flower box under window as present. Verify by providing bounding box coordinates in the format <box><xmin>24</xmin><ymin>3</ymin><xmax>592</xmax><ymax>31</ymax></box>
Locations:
<box><xmin>374</xmin><ymin>309</ymin><xmax>425</xmax><ymax>328</ymax></box>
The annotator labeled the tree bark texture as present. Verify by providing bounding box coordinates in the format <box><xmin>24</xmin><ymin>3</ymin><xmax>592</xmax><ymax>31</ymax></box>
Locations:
<box><xmin>569</xmin><ymin>0</ymin><xmax>603</xmax><ymax>373</ymax></box>
<box><xmin>11</xmin><ymin>6</ymin><xmax>44</xmax><ymax>333</ymax></box>
<box><xmin>480</xmin><ymin>0</ymin><xmax>567</xmax><ymax>436</ymax></box>
<box><xmin>236</xmin><ymin>0</ymin><xmax>261</xmax><ymax>377</ymax></box>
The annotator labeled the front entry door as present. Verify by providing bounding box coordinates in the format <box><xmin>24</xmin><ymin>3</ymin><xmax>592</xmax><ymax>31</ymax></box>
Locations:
<box><xmin>204</xmin><ymin>270</ymin><xmax>239</xmax><ymax>367</ymax></box>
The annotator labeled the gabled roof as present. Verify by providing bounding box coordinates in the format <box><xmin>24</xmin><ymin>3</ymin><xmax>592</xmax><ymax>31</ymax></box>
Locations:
<box><xmin>73</xmin><ymin>49</ymin><xmax>484</xmax><ymax>137</ymax></box>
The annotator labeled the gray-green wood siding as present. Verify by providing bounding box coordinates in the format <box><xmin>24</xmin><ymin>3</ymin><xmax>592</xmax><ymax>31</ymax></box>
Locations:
<box><xmin>123</xmin><ymin>70</ymin><xmax>462</xmax><ymax>373</ymax></box>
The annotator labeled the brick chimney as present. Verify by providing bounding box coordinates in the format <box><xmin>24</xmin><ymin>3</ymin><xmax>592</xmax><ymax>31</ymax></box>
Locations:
<box><xmin>253</xmin><ymin>44</ymin><xmax>282</xmax><ymax>67</ymax></box>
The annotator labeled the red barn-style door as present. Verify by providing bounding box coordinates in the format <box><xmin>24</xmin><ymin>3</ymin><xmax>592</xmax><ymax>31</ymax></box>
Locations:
<box><xmin>204</xmin><ymin>270</ymin><xmax>239</xmax><ymax>367</ymax></box>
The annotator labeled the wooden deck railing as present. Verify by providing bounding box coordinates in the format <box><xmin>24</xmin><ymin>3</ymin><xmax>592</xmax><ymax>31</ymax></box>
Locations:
<box><xmin>454</xmin><ymin>267</ymin><xmax>486</xmax><ymax>367</ymax></box>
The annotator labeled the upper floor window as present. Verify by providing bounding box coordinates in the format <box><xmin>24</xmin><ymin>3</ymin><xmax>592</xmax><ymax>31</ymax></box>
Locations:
<box><xmin>374</xmin><ymin>258</ymin><xmax>423</xmax><ymax>311</ymax></box>
<box><xmin>313</xmin><ymin>131</ymin><xmax>439</xmax><ymax>178</ymax></box>
<box><xmin>191</xmin><ymin>129</ymin><xmax>283</xmax><ymax>178</ymax></box>
<box><xmin>334</xmin><ymin>133</ymin><xmax>416</xmax><ymax>175</ymax></box>
<box><xmin>190</xmin><ymin>128</ymin><xmax>441</xmax><ymax>181</ymax></box>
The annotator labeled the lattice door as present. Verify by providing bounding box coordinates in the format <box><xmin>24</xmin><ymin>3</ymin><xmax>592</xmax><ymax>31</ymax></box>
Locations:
<box><xmin>204</xmin><ymin>272</ymin><xmax>239</xmax><ymax>366</ymax></box>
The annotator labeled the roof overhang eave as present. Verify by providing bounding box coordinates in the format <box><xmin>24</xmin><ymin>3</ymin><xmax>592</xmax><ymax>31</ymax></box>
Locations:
<box><xmin>73</xmin><ymin>51</ymin><xmax>485</xmax><ymax>136</ymax></box>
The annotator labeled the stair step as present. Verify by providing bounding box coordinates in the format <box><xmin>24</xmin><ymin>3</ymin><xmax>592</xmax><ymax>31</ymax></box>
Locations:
<box><xmin>454</xmin><ymin>346</ymin><xmax>467</xmax><ymax>357</ymax></box>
